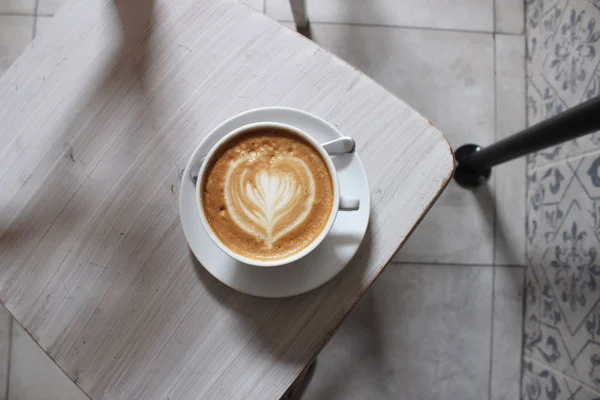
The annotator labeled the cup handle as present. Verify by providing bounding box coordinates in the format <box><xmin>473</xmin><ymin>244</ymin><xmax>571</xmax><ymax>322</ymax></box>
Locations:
<box><xmin>340</xmin><ymin>196</ymin><xmax>360</xmax><ymax>211</ymax></box>
<box><xmin>323</xmin><ymin>138</ymin><xmax>358</xmax><ymax>211</ymax></box>
<box><xmin>321</xmin><ymin>137</ymin><xmax>355</xmax><ymax>155</ymax></box>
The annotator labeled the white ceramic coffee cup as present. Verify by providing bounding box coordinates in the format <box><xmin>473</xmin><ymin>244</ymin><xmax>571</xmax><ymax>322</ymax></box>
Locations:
<box><xmin>195</xmin><ymin>122</ymin><xmax>360</xmax><ymax>267</ymax></box>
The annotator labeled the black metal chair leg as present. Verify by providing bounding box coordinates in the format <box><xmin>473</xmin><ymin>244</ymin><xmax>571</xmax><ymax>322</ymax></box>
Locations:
<box><xmin>454</xmin><ymin>95</ymin><xmax>600</xmax><ymax>188</ymax></box>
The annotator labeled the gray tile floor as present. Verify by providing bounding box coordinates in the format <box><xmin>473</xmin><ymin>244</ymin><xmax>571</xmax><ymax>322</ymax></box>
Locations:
<box><xmin>0</xmin><ymin>0</ymin><xmax>527</xmax><ymax>399</ymax></box>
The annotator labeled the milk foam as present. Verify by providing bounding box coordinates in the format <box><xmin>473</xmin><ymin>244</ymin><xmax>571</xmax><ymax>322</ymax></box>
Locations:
<box><xmin>224</xmin><ymin>155</ymin><xmax>316</xmax><ymax>247</ymax></box>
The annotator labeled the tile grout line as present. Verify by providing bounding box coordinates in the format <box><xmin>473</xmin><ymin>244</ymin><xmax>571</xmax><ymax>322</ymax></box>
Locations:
<box><xmin>32</xmin><ymin>0</ymin><xmax>40</xmax><ymax>39</ymax></box>
<box><xmin>0</xmin><ymin>12</ymin><xmax>36</xmax><ymax>16</ymax></box>
<box><xmin>492</xmin><ymin>0</ymin><xmax>496</xmax><ymax>33</ymax></box>
<box><xmin>519</xmin><ymin>266</ymin><xmax>527</xmax><ymax>398</ymax></box>
<box><xmin>4</xmin><ymin>317</ymin><xmax>12</xmax><ymax>400</ymax></box>
<box><xmin>521</xmin><ymin>0</ymin><xmax>526</xmax><ymax>35</ymax></box>
<box><xmin>523</xmin><ymin>32</ymin><xmax>530</xmax><ymax>261</ymax></box>
<box><xmin>521</xmin><ymin>6</ymin><xmax>530</xmax><ymax>396</ymax></box>
<box><xmin>11</xmin><ymin>318</ymin><xmax>93</xmax><ymax>400</ymax></box>
<box><xmin>491</xmin><ymin>1</ymin><xmax>498</xmax><ymax>269</ymax></box>
<box><xmin>488</xmin><ymin>266</ymin><xmax>496</xmax><ymax>400</ymax></box>
<box><xmin>489</xmin><ymin>0</ymin><xmax>497</xmax><ymax>395</ymax></box>
<box><xmin>525</xmin><ymin>356</ymin><xmax>600</xmax><ymax>396</ymax></box>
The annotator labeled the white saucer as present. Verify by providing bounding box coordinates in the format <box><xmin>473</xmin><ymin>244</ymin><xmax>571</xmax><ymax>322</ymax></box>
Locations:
<box><xmin>179</xmin><ymin>107</ymin><xmax>370</xmax><ymax>297</ymax></box>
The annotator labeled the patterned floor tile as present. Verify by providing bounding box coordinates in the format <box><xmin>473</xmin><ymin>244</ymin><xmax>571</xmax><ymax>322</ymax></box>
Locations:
<box><xmin>526</xmin><ymin>76</ymin><xmax>570</xmax><ymax>170</ymax></box>
<box><xmin>523</xmin><ymin>356</ymin><xmax>600</xmax><ymax>400</ymax></box>
<box><xmin>266</xmin><ymin>0</ymin><xmax>493</xmax><ymax>32</ymax></box>
<box><xmin>536</xmin><ymin>0</ymin><xmax>600</xmax><ymax>108</ymax></box>
<box><xmin>526</xmin><ymin>0</ymin><xmax>600</xmax><ymax>170</ymax></box>
<box><xmin>522</xmin><ymin>357</ymin><xmax>570</xmax><ymax>400</ymax></box>
<box><xmin>524</xmin><ymin>263</ymin><xmax>578</xmax><ymax>378</ymax></box>
<box><xmin>525</xmin><ymin>150</ymin><xmax>600</xmax><ymax>392</ymax></box>
<box><xmin>302</xmin><ymin>264</ymin><xmax>493</xmax><ymax>400</ymax></box>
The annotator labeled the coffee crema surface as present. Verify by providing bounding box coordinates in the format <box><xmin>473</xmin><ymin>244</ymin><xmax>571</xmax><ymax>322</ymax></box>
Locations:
<box><xmin>202</xmin><ymin>128</ymin><xmax>334</xmax><ymax>261</ymax></box>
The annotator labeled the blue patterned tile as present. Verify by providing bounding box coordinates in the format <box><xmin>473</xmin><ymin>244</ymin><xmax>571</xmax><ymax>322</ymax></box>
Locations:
<box><xmin>526</xmin><ymin>151</ymin><xmax>600</xmax><ymax>393</ymax></box>
<box><xmin>526</xmin><ymin>163</ymin><xmax>573</xmax><ymax>251</ymax></box>
<box><xmin>573</xmin><ymin>155</ymin><xmax>600</xmax><ymax>198</ymax></box>
<box><xmin>526</xmin><ymin>0</ymin><xmax>600</xmax><ymax>170</ymax></box>
<box><xmin>526</xmin><ymin>0</ymin><xmax>568</xmax><ymax>73</ymax></box>
<box><xmin>585</xmin><ymin>65</ymin><xmax>600</xmax><ymax>100</ymax></box>
<box><xmin>524</xmin><ymin>265</ymin><xmax>576</xmax><ymax>376</ymax></box>
<box><xmin>526</xmin><ymin>78</ymin><xmax>569</xmax><ymax>169</ymax></box>
<box><xmin>525</xmin><ymin>0</ymin><xmax>600</xmax><ymax>392</ymax></box>
<box><xmin>523</xmin><ymin>357</ymin><xmax>575</xmax><ymax>400</ymax></box>
<box><xmin>573</xmin><ymin>342</ymin><xmax>600</xmax><ymax>390</ymax></box>
<box><xmin>522</xmin><ymin>357</ymin><xmax>600</xmax><ymax>400</ymax></box>
<box><xmin>542</xmin><ymin>3</ymin><xmax>600</xmax><ymax>106</ymax></box>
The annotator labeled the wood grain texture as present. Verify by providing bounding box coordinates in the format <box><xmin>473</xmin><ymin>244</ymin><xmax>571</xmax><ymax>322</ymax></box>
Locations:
<box><xmin>0</xmin><ymin>0</ymin><xmax>454</xmax><ymax>398</ymax></box>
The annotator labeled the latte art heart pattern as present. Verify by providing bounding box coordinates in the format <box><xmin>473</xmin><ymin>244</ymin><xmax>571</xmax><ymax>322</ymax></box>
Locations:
<box><xmin>202</xmin><ymin>129</ymin><xmax>335</xmax><ymax>261</ymax></box>
<box><xmin>224</xmin><ymin>156</ymin><xmax>316</xmax><ymax>247</ymax></box>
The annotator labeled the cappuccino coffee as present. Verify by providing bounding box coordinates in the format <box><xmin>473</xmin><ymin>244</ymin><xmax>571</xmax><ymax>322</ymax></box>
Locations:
<box><xmin>201</xmin><ymin>127</ymin><xmax>334</xmax><ymax>261</ymax></box>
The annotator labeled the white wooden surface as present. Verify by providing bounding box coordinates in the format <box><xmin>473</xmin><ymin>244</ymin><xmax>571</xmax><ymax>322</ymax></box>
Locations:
<box><xmin>0</xmin><ymin>0</ymin><xmax>454</xmax><ymax>398</ymax></box>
